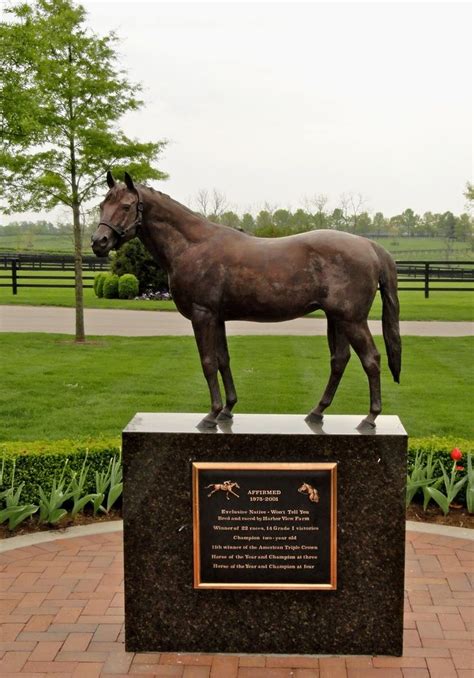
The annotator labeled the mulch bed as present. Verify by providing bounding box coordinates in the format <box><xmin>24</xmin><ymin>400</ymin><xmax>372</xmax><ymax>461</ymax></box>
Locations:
<box><xmin>406</xmin><ymin>502</ymin><xmax>474</xmax><ymax>529</ymax></box>
<box><xmin>0</xmin><ymin>508</ymin><xmax>122</xmax><ymax>540</ymax></box>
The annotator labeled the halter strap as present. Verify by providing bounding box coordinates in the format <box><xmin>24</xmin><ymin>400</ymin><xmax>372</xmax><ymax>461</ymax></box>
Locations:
<box><xmin>99</xmin><ymin>199</ymin><xmax>144</xmax><ymax>241</ymax></box>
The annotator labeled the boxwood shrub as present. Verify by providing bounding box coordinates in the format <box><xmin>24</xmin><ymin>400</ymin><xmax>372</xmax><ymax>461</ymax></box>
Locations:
<box><xmin>118</xmin><ymin>273</ymin><xmax>139</xmax><ymax>299</ymax></box>
<box><xmin>102</xmin><ymin>273</ymin><xmax>120</xmax><ymax>299</ymax></box>
<box><xmin>93</xmin><ymin>272</ymin><xmax>108</xmax><ymax>298</ymax></box>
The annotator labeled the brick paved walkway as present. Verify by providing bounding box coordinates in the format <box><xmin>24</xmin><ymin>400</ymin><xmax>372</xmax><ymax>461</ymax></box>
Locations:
<box><xmin>0</xmin><ymin>529</ymin><xmax>472</xmax><ymax>677</ymax></box>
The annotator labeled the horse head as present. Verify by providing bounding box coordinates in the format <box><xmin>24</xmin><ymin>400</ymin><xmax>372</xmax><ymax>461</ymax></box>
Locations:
<box><xmin>91</xmin><ymin>171</ymin><xmax>143</xmax><ymax>256</ymax></box>
<box><xmin>298</xmin><ymin>483</ymin><xmax>309</xmax><ymax>494</ymax></box>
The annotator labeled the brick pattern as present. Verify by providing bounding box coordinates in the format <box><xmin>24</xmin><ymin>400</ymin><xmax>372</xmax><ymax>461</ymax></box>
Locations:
<box><xmin>0</xmin><ymin>530</ymin><xmax>472</xmax><ymax>676</ymax></box>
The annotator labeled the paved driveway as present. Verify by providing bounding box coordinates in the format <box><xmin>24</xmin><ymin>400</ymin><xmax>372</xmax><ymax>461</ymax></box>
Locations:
<box><xmin>0</xmin><ymin>305</ymin><xmax>472</xmax><ymax>336</ymax></box>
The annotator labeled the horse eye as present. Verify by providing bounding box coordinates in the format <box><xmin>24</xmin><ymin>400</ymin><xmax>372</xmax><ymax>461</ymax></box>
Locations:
<box><xmin>123</xmin><ymin>204</ymin><xmax>131</xmax><ymax>211</ymax></box>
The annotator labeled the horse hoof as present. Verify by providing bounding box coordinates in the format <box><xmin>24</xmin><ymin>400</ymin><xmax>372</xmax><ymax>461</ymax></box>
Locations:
<box><xmin>217</xmin><ymin>409</ymin><xmax>233</xmax><ymax>421</ymax></box>
<box><xmin>357</xmin><ymin>416</ymin><xmax>377</xmax><ymax>430</ymax></box>
<box><xmin>305</xmin><ymin>412</ymin><xmax>323</xmax><ymax>424</ymax></box>
<box><xmin>196</xmin><ymin>416</ymin><xmax>218</xmax><ymax>430</ymax></box>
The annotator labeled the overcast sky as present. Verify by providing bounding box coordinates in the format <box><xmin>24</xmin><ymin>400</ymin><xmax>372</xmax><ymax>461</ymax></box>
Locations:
<box><xmin>5</xmin><ymin>1</ymin><xmax>474</xmax><ymax>221</ymax></box>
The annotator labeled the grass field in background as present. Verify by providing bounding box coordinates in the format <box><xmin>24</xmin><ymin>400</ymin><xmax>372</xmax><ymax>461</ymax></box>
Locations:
<box><xmin>0</xmin><ymin>279</ymin><xmax>472</xmax><ymax>321</ymax></box>
<box><xmin>1</xmin><ymin>233</ymin><xmax>473</xmax><ymax>259</ymax></box>
<box><xmin>0</xmin><ymin>233</ymin><xmax>90</xmax><ymax>254</ymax></box>
<box><xmin>1</xmin><ymin>333</ymin><xmax>472</xmax><ymax>441</ymax></box>
<box><xmin>370</xmin><ymin>236</ymin><xmax>473</xmax><ymax>259</ymax></box>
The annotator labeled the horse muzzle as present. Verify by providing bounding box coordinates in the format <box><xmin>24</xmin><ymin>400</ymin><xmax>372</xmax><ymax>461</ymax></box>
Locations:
<box><xmin>91</xmin><ymin>231</ymin><xmax>116</xmax><ymax>257</ymax></box>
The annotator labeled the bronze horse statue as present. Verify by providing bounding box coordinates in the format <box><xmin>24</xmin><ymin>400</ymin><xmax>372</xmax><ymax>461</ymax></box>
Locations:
<box><xmin>92</xmin><ymin>172</ymin><xmax>401</xmax><ymax>429</ymax></box>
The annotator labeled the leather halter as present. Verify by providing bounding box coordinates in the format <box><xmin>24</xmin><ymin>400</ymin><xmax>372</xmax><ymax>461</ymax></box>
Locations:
<box><xmin>98</xmin><ymin>196</ymin><xmax>144</xmax><ymax>242</ymax></box>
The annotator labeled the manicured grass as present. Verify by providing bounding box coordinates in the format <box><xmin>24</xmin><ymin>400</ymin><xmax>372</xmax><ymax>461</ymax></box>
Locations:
<box><xmin>0</xmin><ymin>283</ymin><xmax>175</xmax><ymax>311</ymax></box>
<box><xmin>1</xmin><ymin>333</ymin><xmax>472</xmax><ymax>441</ymax></box>
<box><xmin>0</xmin><ymin>280</ymin><xmax>472</xmax><ymax>321</ymax></box>
<box><xmin>1</xmin><ymin>233</ymin><xmax>472</xmax><ymax>258</ymax></box>
<box><xmin>0</xmin><ymin>233</ymin><xmax>90</xmax><ymax>253</ymax></box>
<box><xmin>370</xmin><ymin>236</ymin><xmax>473</xmax><ymax>259</ymax></box>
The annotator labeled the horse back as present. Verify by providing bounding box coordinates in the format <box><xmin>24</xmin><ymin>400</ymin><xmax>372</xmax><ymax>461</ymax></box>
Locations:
<box><xmin>170</xmin><ymin>228</ymin><xmax>382</xmax><ymax>322</ymax></box>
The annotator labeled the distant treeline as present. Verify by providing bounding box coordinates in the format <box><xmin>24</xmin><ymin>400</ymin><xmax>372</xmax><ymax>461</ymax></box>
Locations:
<box><xmin>1</xmin><ymin>207</ymin><xmax>473</xmax><ymax>241</ymax></box>
<box><xmin>213</xmin><ymin>207</ymin><xmax>473</xmax><ymax>241</ymax></box>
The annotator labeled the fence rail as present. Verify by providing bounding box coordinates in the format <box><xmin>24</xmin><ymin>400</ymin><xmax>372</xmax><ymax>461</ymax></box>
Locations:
<box><xmin>395</xmin><ymin>261</ymin><xmax>474</xmax><ymax>297</ymax></box>
<box><xmin>0</xmin><ymin>255</ymin><xmax>473</xmax><ymax>298</ymax></box>
<box><xmin>0</xmin><ymin>252</ymin><xmax>109</xmax><ymax>270</ymax></box>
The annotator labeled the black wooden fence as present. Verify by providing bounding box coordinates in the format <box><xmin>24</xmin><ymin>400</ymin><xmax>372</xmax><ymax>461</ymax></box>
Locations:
<box><xmin>396</xmin><ymin>261</ymin><xmax>474</xmax><ymax>297</ymax></box>
<box><xmin>0</xmin><ymin>253</ymin><xmax>473</xmax><ymax>298</ymax></box>
<box><xmin>0</xmin><ymin>253</ymin><xmax>109</xmax><ymax>295</ymax></box>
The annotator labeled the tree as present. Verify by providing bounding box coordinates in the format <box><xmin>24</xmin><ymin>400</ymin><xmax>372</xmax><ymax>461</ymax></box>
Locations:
<box><xmin>241</xmin><ymin>213</ymin><xmax>256</xmax><ymax>233</ymax></box>
<box><xmin>254</xmin><ymin>209</ymin><xmax>275</xmax><ymax>236</ymax></box>
<box><xmin>455</xmin><ymin>213</ymin><xmax>473</xmax><ymax>242</ymax></box>
<box><xmin>372</xmin><ymin>212</ymin><xmax>387</xmax><ymax>236</ymax></box>
<box><xmin>291</xmin><ymin>208</ymin><xmax>311</xmax><ymax>233</ymax></box>
<box><xmin>304</xmin><ymin>193</ymin><xmax>328</xmax><ymax>230</ymax></box>
<box><xmin>440</xmin><ymin>211</ymin><xmax>456</xmax><ymax>241</ymax></box>
<box><xmin>464</xmin><ymin>182</ymin><xmax>474</xmax><ymax>206</ymax></box>
<box><xmin>195</xmin><ymin>188</ymin><xmax>228</xmax><ymax>220</ymax></box>
<box><xmin>398</xmin><ymin>209</ymin><xmax>419</xmax><ymax>237</ymax></box>
<box><xmin>329</xmin><ymin>207</ymin><xmax>346</xmax><ymax>231</ymax></box>
<box><xmin>219</xmin><ymin>211</ymin><xmax>241</xmax><ymax>229</ymax></box>
<box><xmin>273</xmin><ymin>209</ymin><xmax>292</xmax><ymax>232</ymax></box>
<box><xmin>0</xmin><ymin>0</ymin><xmax>167</xmax><ymax>341</ymax></box>
<box><xmin>339</xmin><ymin>192</ymin><xmax>366</xmax><ymax>233</ymax></box>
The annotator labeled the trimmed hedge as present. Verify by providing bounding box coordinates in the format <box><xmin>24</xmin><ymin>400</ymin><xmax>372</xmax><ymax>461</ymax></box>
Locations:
<box><xmin>0</xmin><ymin>435</ymin><xmax>471</xmax><ymax>508</ymax></box>
<box><xmin>407</xmin><ymin>436</ymin><xmax>473</xmax><ymax>470</ymax></box>
<box><xmin>93</xmin><ymin>272</ymin><xmax>108</xmax><ymax>298</ymax></box>
<box><xmin>118</xmin><ymin>273</ymin><xmax>139</xmax><ymax>299</ymax></box>
<box><xmin>0</xmin><ymin>438</ymin><xmax>120</xmax><ymax>505</ymax></box>
<box><xmin>102</xmin><ymin>273</ymin><xmax>120</xmax><ymax>299</ymax></box>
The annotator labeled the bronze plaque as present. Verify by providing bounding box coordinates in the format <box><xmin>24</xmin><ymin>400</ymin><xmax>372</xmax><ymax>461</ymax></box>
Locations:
<box><xmin>192</xmin><ymin>462</ymin><xmax>337</xmax><ymax>590</ymax></box>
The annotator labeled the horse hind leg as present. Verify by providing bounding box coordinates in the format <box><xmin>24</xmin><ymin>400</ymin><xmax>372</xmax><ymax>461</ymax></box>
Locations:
<box><xmin>342</xmin><ymin>320</ymin><xmax>381</xmax><ymax>427</ymax></box>
<box><xmin>306</xmin><ymin>317</ymin><xmax>350</xmax><ymax>423</ymax></box>
<box><xmin>215</xmin><ymin>321</ymin><xmax>238</xmax><ymax>421</ymax></box>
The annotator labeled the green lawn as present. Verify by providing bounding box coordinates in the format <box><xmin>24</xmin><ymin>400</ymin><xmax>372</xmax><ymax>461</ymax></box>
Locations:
<box><xmin>370</xmin><ymin>236</ymin><xmax>473</xmax><ymax>260</ymax></box>
<box><xmin>1</xmin><ymin>333</ymin><xmax>472</xmax><ymax>441</ymax></box>
<box><xmin>1</xmin><ymin>233</ymin><xmax>472</xmax><ymax>259</ymax></box>
<box><xmin>0</xmin><ymin>232</ymin><xmax>90</xmax><ymax>253</ymax></box>
<box><xmin>0</xmin><ymin>280</ymin><xmax>175</xmax><ymax>311</ymax></box>
<box><xmin>1</xmin><ymin>281</ymin><xmax>472</xmax><ymax>320</ymax></box>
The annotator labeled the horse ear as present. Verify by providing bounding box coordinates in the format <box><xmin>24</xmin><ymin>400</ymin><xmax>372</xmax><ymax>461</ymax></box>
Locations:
<box><xmin>124</xmin><ymin>171</ymin><xmax>136</xmax><ymax>192</ymax></box>
<box><xmin>106</xmin><ymin>171</ymin><xmax>115</xmax><ymax>189</ymax></box>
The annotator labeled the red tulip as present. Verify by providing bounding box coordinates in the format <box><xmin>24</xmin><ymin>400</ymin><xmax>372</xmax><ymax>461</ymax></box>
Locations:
<box><xmin>450</xmin><ymin>448</ymin><xmax>462</xmax><ymax>461</ymax></box>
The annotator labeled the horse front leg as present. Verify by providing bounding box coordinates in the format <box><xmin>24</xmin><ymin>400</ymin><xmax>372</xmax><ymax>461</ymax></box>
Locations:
<box><xmin>192</xmin><ymin>305</ymin><xmax>223</xmax><ymax>429</ymax></box>
<box><xmin>216</xmin><ymin>321</ymin><xmax>238</xmax><ymax>421</ymax></box>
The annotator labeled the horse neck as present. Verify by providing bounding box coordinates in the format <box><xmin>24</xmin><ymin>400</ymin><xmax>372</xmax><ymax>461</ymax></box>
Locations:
<box><xmin>139</xmin><ymin>189</ymin><xmax>218</xmax><ymax>271</ymax></box>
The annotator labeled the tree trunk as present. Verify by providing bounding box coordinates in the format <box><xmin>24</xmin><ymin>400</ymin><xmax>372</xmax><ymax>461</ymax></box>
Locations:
<box><xmin>72</xmin><ymin>201</ymin><xmax>85</xmax><ymax>342</ymax></box>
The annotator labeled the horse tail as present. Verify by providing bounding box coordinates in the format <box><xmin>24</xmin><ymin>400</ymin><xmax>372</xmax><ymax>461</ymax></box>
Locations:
<box><xmin>373</xmin><ymin>242</ymin><xmax>401</xmax><ymax>383</ymax></box>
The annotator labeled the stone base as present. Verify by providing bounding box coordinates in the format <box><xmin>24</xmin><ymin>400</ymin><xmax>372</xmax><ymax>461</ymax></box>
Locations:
<box><xmin>122</xmin><ymin>413</ymin><xmax>407</xmax><ymax>655</ymax></box>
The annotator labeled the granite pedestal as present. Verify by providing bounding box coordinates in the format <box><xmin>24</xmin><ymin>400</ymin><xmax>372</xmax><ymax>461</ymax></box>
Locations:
<box><xmin>122</xmin><ymin>413</ymin><xmax>407</xmax><ymax>655</ymax></box>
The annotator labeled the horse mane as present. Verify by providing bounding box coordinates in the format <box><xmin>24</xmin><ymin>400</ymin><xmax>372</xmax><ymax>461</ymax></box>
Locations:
<box><xmin>139</xmin><ymin>184</ymin><xmax>200</xmax><ymax>218</ymax></box>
